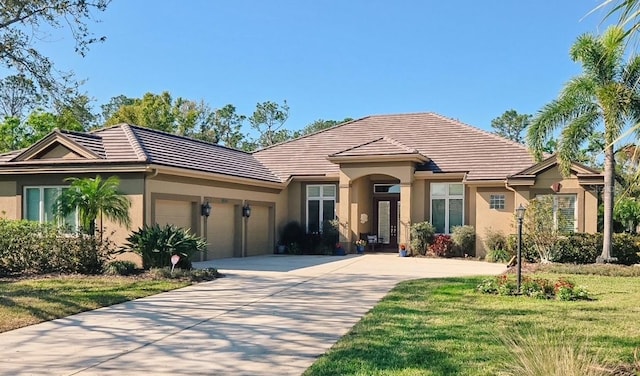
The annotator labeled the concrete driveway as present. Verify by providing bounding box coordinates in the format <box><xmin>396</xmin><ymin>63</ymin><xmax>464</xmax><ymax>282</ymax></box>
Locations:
<box><xmin>0</xmin><ymin>254</ymin><xmax>505</xmax><ymax>376</ymax></box>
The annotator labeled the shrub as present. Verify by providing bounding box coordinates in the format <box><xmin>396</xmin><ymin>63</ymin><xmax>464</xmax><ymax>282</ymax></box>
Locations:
<box><xmin>546</xmin><ymin>233</ymin><xmax>640</xmax><ymax>265</ymax></box>
<box><xmin>104</xmin><ymin>260</ymin><xmax>138</xmax><ymax>276</ymax></box>
<box><xmin>612</xmin><ymin>233</ymin><xmax>640</xmax><ymax>265</ymax></box>
<box><xmin>321</xmin><ymin>219</ymin><xmax>340</xmax><ymax>250</ymax></box>
<box><xmin>148</xmin><ymin>267</ymin><xmax>222</xmax><ymax>281</ymax></box>
<box><xmin>0</xmin><ymin>219</ymin><xmax>114</xmax><ymax>275</ymax></box>
<box><xmin>506</xmin><ymin>234</ymin><xmax>538</xmax><ymax>263</ymax></box>
<box><xmin>410</xmin><ymin>221</ymin><xmax>435</xmax><ymax>256</ymax></box>
<box><xmin>486</xmin><ymin>248</ymin><xmax>512</xmax><ymax>263</ymax></box>
<box><xmin>428</xmin><ymin>234</ymin><xmax>454</xmax><ymax>257</ymax></box>
<box><xmin>484</xmin><ymin>228</ymin><xmax>508</xmax><ymax>252</ymax></box>
<box><xmin>123</xmin><ymin>224</ymin><xmax>207</xmax><ymax>270</ymax></box>
<box><xmin>477</xmin><ymin>275</ymin><xmax>591</xmax><ymax>301</ymax></box>
<box><xmin>451</xmin><ymin>225</ymin><xmax>475</xmax><ymax>256</ymax></box>
<box><xmin>279</xmin><ymin>221</ymin><xmax>305</xmax><ymax>250</ymax></box>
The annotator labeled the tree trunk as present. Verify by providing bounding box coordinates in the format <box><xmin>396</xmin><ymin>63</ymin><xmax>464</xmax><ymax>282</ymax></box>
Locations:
<box><xmin>599</xmin><ymin>144</ymin><xmax>615</xmax><ymax>262</ymax></box>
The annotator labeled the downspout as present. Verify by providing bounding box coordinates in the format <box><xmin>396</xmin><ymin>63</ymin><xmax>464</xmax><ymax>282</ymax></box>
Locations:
<box><xmin>144</xmin><ymin>167</ymin><xmax>159</xmax><ymax>226</ymax></box>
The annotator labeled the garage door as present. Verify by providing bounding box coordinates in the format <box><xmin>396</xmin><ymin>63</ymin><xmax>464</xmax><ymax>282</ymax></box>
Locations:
<box><xmin>155</xmin><ymin>199</ymin><xmax>194</xmax><ymax>230</ymax></box>
<box><xmin>206</xmin><ymin>203</ymin><xmax>237</xmax><ymax>260</ymax></box>
<box><xmin>247</xmin><ymin>205</ymin><xmax>271</xmax><ymax>256</ymax></box>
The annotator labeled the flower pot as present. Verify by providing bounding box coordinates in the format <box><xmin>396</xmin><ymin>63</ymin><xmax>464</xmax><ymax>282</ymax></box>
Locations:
<box><xmin>334</xmin><ymin>248</ymin><xmax>346</xmax><ymax>256</ymax></box>
<box><xmin>399</xmin><ymin>249</ymin><xmax>408</xmax><ymax>257</ymax></box>
<box><xmin>276</xmin><ymin>245</ymin><xmax>286</xmax><ymax>254</ymax></box>
<box><xmin>356</xmin><ymin>245</ymin><xmax>365</xmax><ymax>254</ymax></box>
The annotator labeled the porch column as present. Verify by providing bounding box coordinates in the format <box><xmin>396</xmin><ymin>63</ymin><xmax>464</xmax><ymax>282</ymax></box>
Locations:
<box><xmin>399</xmin><ymin>182</ymin><xmax>412</xmax><ymax>250</ymax></box>
<box><xmin>338</xmin><ymin>173</ymin><xmax>352</xmax><ymax>252</ymax></box>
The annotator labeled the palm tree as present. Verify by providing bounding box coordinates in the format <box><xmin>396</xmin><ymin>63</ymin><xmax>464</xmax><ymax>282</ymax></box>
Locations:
<box><xmin>596</xmin><ymin>0</ymin><xmax>640</xmax><ymax>40</ymax></box>
<box><xmin>54</xmin><ymin>175</ymin><xmax>131</xmax><ymax>236</ymax></box>
<box><xmin>528</xmin><ymin>26</ymin><xmax>640</xmax><ymax>262</ymax></box>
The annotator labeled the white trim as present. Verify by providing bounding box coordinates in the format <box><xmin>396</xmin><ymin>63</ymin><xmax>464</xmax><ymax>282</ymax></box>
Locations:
<box><xmin>430</xmin><ymin>182</ymin><xmax>465</xmax><ymax>234</ymax></box>
<box><xmin>306</xmin><ymin>184</ymin><xmax>337</xmax><ymax>233</ymax></box>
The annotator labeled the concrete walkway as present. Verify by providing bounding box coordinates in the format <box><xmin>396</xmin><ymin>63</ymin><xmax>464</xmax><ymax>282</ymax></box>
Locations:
<box><xmin>0</xmin><ymin>254</ymin><xmax>505</xmax><ymax>376</ymax></box>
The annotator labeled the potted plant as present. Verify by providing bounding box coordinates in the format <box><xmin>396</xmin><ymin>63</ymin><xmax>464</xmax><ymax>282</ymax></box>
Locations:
<box><xmin>399</xmin><ymin>243</ymin><xmax>408</xmax><ymax>257</ymax></box>
<box><xmin>355</xmin><ymin>239</ymin><xmax>366</xmax><ymax>254</ymax></box>
<box><xmin>334</xmin><ymin>242</ymin><xmax>346</xmax><ymax>256</ymax></box>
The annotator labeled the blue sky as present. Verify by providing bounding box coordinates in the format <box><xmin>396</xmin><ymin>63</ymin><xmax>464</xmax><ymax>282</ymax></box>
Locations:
<box><xmin>36</xmin><ymin>1</ymin><xmax>618</xmax><ymax>133</ymax></box>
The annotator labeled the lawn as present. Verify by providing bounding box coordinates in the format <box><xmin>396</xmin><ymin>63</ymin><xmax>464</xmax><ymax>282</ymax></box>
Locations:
<box><xmin>304</xmin><ymin>271</ymin><xmax>640</xmax><ymax>376</ymax></box>
<box><xmin>0</xmin><ymin>275</ymin><xmax>190</xmax><ymax>333</ymax></box>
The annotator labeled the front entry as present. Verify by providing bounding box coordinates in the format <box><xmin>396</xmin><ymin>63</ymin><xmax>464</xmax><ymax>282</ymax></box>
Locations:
<box><xmin>373</xmin><ymin>196</ymin><xmax>400</xmax><ymax>248</ymax></box>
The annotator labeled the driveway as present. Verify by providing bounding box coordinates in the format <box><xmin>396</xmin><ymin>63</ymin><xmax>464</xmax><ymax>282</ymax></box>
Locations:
<box><xmin>0</xmin><ymin>254</ymin><xmax>505</xmax><ymax>376</ymax></box>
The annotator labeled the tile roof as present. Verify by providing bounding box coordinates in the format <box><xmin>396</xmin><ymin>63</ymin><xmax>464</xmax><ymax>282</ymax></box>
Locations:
<box><xmin>330</xmin><ymin>136</ymin><xmax>423</xmax><ymax>157</ymax></box>
<box><xmin>60</xmin><ymin>130</ymin><xmax>107</xmax><ymax>159</ymax></box>
<box><xmin>254</xmin><ymin>112</ymin><xmax>537</xmax><ymax>181</ymax></box>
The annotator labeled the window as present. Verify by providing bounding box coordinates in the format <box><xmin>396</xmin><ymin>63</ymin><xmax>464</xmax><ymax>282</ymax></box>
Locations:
<box><xmin>306</xmin><ymin>184</ymin><xmax>336</xmax><ymax>233</ymax></box>
<box><xmin>490</xmin><ymin>194</ymin><xmax>505</xmax><ymax>210</ymax></box>
<box><xmin>24</xmin><ymin>186</ymin><xmax>78</xmax><ymax>230</ymax></box>
<box><xmin>536</xmin><ymin>194</ymin><xmax>577</xmax><ymax>232</ymax></box>
<box><xmin>431</xmin><ymin>183</ymin><xmax>464</xmax><ymax>234</ymax></box>
<box><xmin>374</xmin><ymin>184</ymin><xmax>400</xmax><ymax>194</ymax></box>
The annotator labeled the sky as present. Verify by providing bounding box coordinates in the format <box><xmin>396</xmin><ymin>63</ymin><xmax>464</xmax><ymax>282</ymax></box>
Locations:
<box><xmin>32</xmin><ymin>1</ymin><xmax>622</xmax><ymax>134</ymax></box>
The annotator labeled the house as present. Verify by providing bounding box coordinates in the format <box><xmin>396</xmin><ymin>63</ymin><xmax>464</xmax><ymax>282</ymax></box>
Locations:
<box><xmin>0</xmin><ymin>113</ymin><xmax>603</xmax><ymax>260</ymax></box>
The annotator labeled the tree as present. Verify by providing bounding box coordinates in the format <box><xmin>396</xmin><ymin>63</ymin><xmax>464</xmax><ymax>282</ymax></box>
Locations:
<box><xmin>527</xmin><ymin>27</ymin><xmax>640</xmax><ymax>262</ymax></box>
<box><xmin>293</xmin><ymin>118</ymin><xmax>353</xmax><ymax>138</ymax></box>
<box><xmin>0</xmin><ymin>1</ymin><xmax>111</xmax><ymax>103</ymax></box>
<box><xmin>209</xmin><ymin>104</ymin><xmax>246</xmax><ymax>148</ymax></box>
<box><xmin>53</xmin><ymin>175</ymin><xmax>131</xmax><ymax>236</ymax></box>
<box><xmin>490</xmin><ymin>110</ymin><xmax>531</xmax><ymax>143</ymax></box>
<box><xmin>248</xmin><ymin>100</ymin><xmax>290</xmax><ymax>148</ymax></box>
<box><xmin>597</xmin><ymin>0</ymin><xmax>640</xmax><ymax>39</ymax></box>
<box><xmin>100</xmin><ymin>95</ymin><xmax>135</xmax><ymax>125</ymax></box>
<box><xmin>0</xmin><ymin>75</ymin><xmax>43</xmax><ymax>120</ymax></box>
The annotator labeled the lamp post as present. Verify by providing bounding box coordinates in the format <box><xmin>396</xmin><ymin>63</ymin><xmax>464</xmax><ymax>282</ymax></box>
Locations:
<box><xmin>516</xmin><ymin>203</ymin><xmax>526</xmax><ymax>294</ymax></box>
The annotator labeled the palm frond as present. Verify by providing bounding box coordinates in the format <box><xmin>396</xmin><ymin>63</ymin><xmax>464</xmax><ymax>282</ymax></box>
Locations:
<box><xmin>557</xmin><ymin>108</ymin><xmax>600</xmax><ymax>175</ymax></box>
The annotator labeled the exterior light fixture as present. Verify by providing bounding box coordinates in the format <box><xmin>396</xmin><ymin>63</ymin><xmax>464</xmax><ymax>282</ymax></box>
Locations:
<box><xmin>201</xmin><ymin>201</ymin><xmax>212</xmax><ymax>217</ymax></box>
<box><xmin>242</xmin><ymin>204</ymin><xmax>251</xmax><ymax>218</ymax></box>
<box><xmin>515</xmin><ymin>203</ymin><xmax>526</xmax><ymax>294</ymax></box>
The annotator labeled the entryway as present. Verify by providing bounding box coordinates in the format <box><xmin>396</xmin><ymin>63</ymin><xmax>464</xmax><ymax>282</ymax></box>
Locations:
<box><xmin>373</xmin><ymin>196</ymin><xmax>400</xmax><ymax>250</ymax></box>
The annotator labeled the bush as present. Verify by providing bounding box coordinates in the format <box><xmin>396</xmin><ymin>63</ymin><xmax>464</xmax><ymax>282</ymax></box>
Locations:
<box><xmin>410</xmin><ymin>221</ymin><xmax>435</xmax><ymax>256</ymax></box>
<box><xmin>123</xmin><ymin>224</ymin><xmax>207</xmax><ymax>270</ymax></box>
<box><xmin>104</xmin><ymin>260</ymin><xmax>138</xmax><ymax>276</ymax></box>
<box><xmin>428</xmin><ymin>234</ymin><xmax>454</xmax><ymax>257</ymax></box>
<box><xmin>279</xmin><ymin>221</ymin><xmax>305</xmax><ymax>251</ymax></box>
<box><xmin>612</xmin><ymin>233</ymin><xmax>640</xmax><ymax>265</ymax></box>
<box><xmin>549</xmin><ymin>233</ymin><xmax>640</xmax><ymax>265</ymax></box>
<box><xmin>148</xmin><ymin>267</ymin><xmax>222</xmax><ymax>282</ymax></box>
<box><xmin>451</xmin><ymin>225</ymin><xmax>475</xmax><ymax>256</ymax></box>
<box><xmin>506</xmin><ymin>234</ymin><xmax>538</xmax><ymax>263</ymax></box>
<box><xmin>484</xmin><ymin>228</ymin><xmax>508</xmax><ymax>252</ymax></box>
<box><xmin>0</xmin><ymin>219</ymin><xmax>114</xmax><ymax>275</ymax></box>
<box><xmin>486</xmin><ymin>248</ymin><xmax>513</xmax><ymax>263</ymax></box>
<box><xmin>477</xmin><ymin>275</ymin><xmax>591</xmax><ymax>301</ymax></box>
<box><xmin>321</xmin><ymin>219</ymin><xmax>340</xmax><ymax>251</ymax></box>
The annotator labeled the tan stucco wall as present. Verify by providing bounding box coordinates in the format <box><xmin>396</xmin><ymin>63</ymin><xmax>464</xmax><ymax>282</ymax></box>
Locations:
<box><xmin>473</xmin><ymin>186</ymin><xmax>515</xmax><ymax>257</ymax></box>
<box><xmin>145</xmin><ymin>174</ymin><xmax>286</xmax><ymax>256</ymax></box>
<box><xmin>0</xmin><ymin>180</ymin><xmax>18</xmax><ymax>219</ymax></box>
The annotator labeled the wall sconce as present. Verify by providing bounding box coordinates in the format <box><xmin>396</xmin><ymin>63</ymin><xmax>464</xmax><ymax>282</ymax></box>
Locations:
<box><xmin>201</xmin><ymin>201</ymin><xmax>212</xmax><ymax>217</ymax></box>
<box><xmin>242</xmin><ymin>204</ymin><xmax>251</xmax><ymax>218</ymax></box>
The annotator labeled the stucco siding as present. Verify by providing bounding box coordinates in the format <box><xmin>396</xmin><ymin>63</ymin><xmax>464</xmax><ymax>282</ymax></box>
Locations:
<box><xmin>474</xmin><ymin>187</ymin><xmax>515</xmax><ymax>257</ymax></box>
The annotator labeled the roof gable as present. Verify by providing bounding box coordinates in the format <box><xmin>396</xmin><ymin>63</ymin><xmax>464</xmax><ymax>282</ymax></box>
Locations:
<box><xmin>508</xmin><ymin>155</ymin><xmax>601</xmax><ymax>177</ymax></box>
<box><xmin>11</xmin><ymin>130</ymin><xmax>103</xmax><ymax>162</ymax></box>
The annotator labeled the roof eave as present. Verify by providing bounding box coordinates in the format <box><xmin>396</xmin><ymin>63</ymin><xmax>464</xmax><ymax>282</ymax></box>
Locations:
<box><xmin>326</xmin><ymin>153</ymin><xmax>429</xmax><ymax>164</ymax></box>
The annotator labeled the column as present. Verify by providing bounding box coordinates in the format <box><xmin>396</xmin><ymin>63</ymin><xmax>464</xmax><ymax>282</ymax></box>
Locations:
<box><xmin>338</xmin><ymin>173</ymin><xmax>351</xmax><ymax>252</ymax></box>
<box><xmin>399</xmin><ymin>182</ymin><xmax>412</xmax><ymax>250</ymax></box>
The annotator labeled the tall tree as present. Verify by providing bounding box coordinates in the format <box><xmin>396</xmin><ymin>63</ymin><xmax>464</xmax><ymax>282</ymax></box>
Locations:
<box><xmin>54</xmin><ymin>175</ymin><xmax>131</xmax><ymax>236</ymax></box>
<box><xmin>0</xmin><ymin>0</ymin><xmax>111</xmax><ymax>103</ymax></box>
<box><xmin>100</xmin><ymin>95</ymin><xmax>135</xmax><ymax>125</ymax></box>
<box><xmin>293</xmin><ymin>118</ymin><xmax>353</xmax><ymax>138</ymax></box>
<box><xmin>248</xmin><ymin>100</ymin><xmax>290</xmax><ymax>148</ymax></box>
<box><xmin>490</xmin><ymin>110</ymin><xmax>531</xmax><ymax>143</ymax></box>
<box><xmin>209</xmin><ymin>104</ymin><xmax>246</xmax><ymax>148</ymax></box>
<box><xmin>527</xmin><ymin>26</ymin><xmax>640</xmax><ymax>263</ymax></box>
<box><xmin>0</xmin><ymin>75</ymin><xmax>43</xmax><ymax>120</ymax></box>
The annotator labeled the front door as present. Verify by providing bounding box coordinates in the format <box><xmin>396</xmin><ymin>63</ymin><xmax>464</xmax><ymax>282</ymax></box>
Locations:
<box><xmin>374</xmin><ymin>197</ymin><xmax>400</xmax><ymax>248</ymax></box>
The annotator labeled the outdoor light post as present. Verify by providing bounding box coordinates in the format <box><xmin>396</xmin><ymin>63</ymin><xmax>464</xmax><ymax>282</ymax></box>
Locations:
<box><xmin>516</xmin><ymin>204</ymin><xmax>526</xmax><ymax>294</ymax></box>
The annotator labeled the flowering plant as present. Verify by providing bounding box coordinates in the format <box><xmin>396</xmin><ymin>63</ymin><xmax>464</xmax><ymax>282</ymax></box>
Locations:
<box><xmin>355</xmin><ymin>239</ymin><xmax>367</xmax><ymax>247</ymax></box>
<box><xmin>399</xmin><ymin>243</ymin><xmax>406</xmax><ymax>250</ymax></box>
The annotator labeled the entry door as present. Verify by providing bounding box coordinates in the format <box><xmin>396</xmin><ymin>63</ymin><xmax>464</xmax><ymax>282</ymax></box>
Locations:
<box><xmin>375</xmin><ymin>197</ymin><xmax>400</xmax><ymax>246</ymax></box>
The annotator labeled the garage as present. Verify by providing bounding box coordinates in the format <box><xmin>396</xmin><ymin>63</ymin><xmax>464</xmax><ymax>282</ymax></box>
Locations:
<box><xmin>154</xmin><ymin>199</ymin><xmax>195</xmax><ymax>230</ymax></box>
<box><xmin>206</xmin><ymin>202</ymin><xmax>238</xmax><ymax>260</ymax></box>
<box><xmin>246</xmin><ymin>205</ymin><xmax>272</xmax><ymax>256</ymax></box>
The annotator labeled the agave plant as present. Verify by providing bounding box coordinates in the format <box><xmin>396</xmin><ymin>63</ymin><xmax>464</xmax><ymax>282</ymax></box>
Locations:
<box><xmin>124</xmin><ymin>224</ymin><xmax>207</xmax><ymax>269</ymax></box>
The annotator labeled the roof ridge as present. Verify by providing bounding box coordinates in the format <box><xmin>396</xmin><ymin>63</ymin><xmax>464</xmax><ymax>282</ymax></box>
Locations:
<box><xmin>330</xmin><ymin>137</ymin><xmax>384</xmax><ymax>156</ymax></box>
<box><xmin>428</xmin><ymin>113</ymin><xmax>532</xmax><ymax>153</ymax></box>
<box><xmin>120</xmin><ymin>124</ymin><xmax>149</xmax><ymax>162</ymax></box>
<box><xmin>60</xmin><ymin>129</ymin><xmax>102</xmax><ymax>140</ymax></box>
<box><xmin>381</xmin><ymin>136</ymin><xmax>419</xmax><ymax>153</ymax></box>
<box><xmin>253</xmin><ymin>116</ymin><xmax>370</xmax><ymax>154</ymax></box>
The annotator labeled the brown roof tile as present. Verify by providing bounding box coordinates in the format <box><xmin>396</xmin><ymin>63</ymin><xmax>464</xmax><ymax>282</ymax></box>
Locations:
<box><xmin>254</xmin><ymin>113</ymin><xmax>536</xmax><ymax>180</ymax></box>
<box><xmin>330</xmin><ymin>136</ymin><xmax>422</xmax><ymax>157</ymax></box>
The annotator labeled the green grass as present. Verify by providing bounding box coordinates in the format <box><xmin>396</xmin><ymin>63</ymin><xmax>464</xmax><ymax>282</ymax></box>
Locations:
<box><xmin>304</xmin><ymin>273</ymin><xmax>640</xmax><ymax>376</ymax></box>
<box><xmin>0</xmin><ymin>275</ymin><xmax>190</xmax><ymax>333</ymax></box>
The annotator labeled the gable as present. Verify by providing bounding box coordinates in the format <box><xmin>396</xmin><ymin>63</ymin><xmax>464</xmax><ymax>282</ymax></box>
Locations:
<box><xmin>11</xmin><ymin>131</ymin><xmax>102</xmax><ymax>162</ymax></box>
<box><xmin>507</xmin><ymin>155</ymin><xmax>603</xmax><ymax>187</ymax></box>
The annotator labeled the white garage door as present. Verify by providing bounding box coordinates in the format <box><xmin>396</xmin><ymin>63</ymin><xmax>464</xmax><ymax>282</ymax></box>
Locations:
<box><xmin>206</xmin><ymin>203</ymin><xmax>237</xmax><ymax>260</ymax></box>
<box><xmin>155</xmin><ymin>199</ymin><xmax>194</xmax><ymax>230</ymax></box>
<box><xmin>247</xmin><ymin>205</ymin><xmax>271</xmax><ymax>256</ymax></box>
